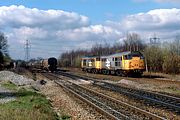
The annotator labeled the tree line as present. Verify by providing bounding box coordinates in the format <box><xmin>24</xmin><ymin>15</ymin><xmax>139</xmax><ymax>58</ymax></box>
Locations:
<box><xmin>59</xmin><ymin>33</ymin><xmax>180</xmax><ymax>74</ymax></box>
<box><xmin>144</xmin><ymin>36</ymin><xmax>180</xmax><ymax>74</ymax></box>
<box><xmin>0</xmin><ymin>31</ymin><xmax>179</xmax><ymax>74</ymax></box>
<box><xmin>0</xmin><ymin>32</ymin><xmax>11</xmax><ymax>70</ymax></box>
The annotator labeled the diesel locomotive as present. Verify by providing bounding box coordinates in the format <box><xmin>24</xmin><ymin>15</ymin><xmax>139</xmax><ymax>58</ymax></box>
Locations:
<box><xmin>81</xmin><ymin>51</ymin><xmax>145</xmax><ymax>76</ymax></box>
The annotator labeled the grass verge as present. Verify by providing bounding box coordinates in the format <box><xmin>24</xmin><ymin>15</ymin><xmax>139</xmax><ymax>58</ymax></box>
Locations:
<box><xmin>1</xmin><ymin>81</ymin><xmax>17</xmax><ymax>90</ymax></box>
<box><xmin>0</xmin><ymin>82</ymin><xmax>60</xmax><ymax>120</ymax></box>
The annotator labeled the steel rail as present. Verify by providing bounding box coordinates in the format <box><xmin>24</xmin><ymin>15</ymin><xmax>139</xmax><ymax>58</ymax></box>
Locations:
<box><xmin>70</xmin><ymin>81</ymin><xmax>165</xmax><ymax>120</ymax></box>
<box><xmin>54</xmin><ymin>80</ymin><xmax>120</xmax><ymax>120</ymax></box>
<box><xmin>43</xmin><ymin>73</ymin><xmax>125</xmax><ymax>119</ymax></box>
<box><xmin>56</xmin><ymin>71</ymin><xmax>180</xmax><ymax>114</ymax></box>
<box><xmin>96</xmin><ymin>82</ymin><xmax>180</xmax><ymax>114</ymax></box>
<box><xmin>46</xmin><ymin>73</ymin><xmax>165</xmax><ymax>120</ymax></box>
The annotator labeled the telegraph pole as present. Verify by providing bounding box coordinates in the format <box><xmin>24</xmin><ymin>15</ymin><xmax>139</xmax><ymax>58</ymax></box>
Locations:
<box><xmin>147</xmin><ymin>34</ymin><xmax>160</xmax><ymax>73</ymax></box>
<box><xmin>25</xmin><ymin>39</ymin><xmax>30</xmax><ymax>61</ymax></box>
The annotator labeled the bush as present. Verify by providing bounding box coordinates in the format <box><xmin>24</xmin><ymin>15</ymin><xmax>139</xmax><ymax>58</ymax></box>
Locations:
<box><xmin>163</xmin><ymin>53</ymin><xmax>180</xmax><ymax>74</ymax></box>
<box><xmin>144</xmin><ymin>46</ymin><xmax>164</xmax><ymax>72</ymax></box>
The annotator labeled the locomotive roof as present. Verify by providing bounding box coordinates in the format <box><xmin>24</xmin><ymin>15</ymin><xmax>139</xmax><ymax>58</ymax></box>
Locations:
<box><xmin>82</xmin><ymin>51</ymin><xmax>141</xmax><ymax>59</ymax></box>
<box><xmin>101</xmin><ymin>51</ymin><xmax>131</xmax><ymax>58</ymax></box>
<box><xmin>81</xmin><ymin>56</ymin><xmax>98</xmax><ymax>59</ymax></box>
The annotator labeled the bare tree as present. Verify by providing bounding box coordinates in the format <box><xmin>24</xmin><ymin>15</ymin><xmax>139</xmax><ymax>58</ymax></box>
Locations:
<box><xmin>173</xmin><ymin>35</ymin><xmax>180</xmax><ymax>55</ymax></box>
<box><xmin>124</xmin><ymin>33</ymin><xmax>145</xmax><ymax>51</ymax></box>
<box><xmin>0</xmin><ymin>32</ymin><xmax>9</xmax><ymax>64</ymax></box>
<box><xmin>0</xmin><ymin>32</ymin><xmax>8</xmax><ymax>56</ymax></box>
<box><xmin>0</xmin><ymin>51</ymin><xmax>3</xmax><ymax>64</ymax></box>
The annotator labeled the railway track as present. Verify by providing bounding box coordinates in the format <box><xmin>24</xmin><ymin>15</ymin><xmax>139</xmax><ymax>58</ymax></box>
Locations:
<box><xmin>55</xmin><ymin>71</ymin><xmax>180</xmax><ymax>114</ymax></box>
<box><xmin>42</xmin><ymin>72</ymin><xmax>165</xmax><ymax>120</ymax></box>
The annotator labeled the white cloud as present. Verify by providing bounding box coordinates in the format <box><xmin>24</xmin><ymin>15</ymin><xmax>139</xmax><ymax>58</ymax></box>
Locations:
<box><xmin>0</xmin><ymin>5</ymin><xmax>89</xmax><ymax>30</ymax></box>
<box><xmin>0</xmin><ymin>5</ymin><xmax>122</xmax><ymax>59</ymax></box>
<box><xmin>155</xmin><ymin>0</ymin><xmax>180</xmax><ymax>3</ymax></box>
<box><xmin>0</xmin><ymin>5</ymin><xmax>180</xmax><ymax>59</ymax></box>
<box><xmin>0</xmin><ymin>5</ymin><xmax>89</xmax><ymax>59</ymax></box>
<box><xmin>106</xmin><ymin>8</ymin><xmax>180</xmax><ymax>41</ymax></box>
<box><xmin>55</xmin><ymin>25</ymin><xmax>122</xmax><ymax>50</ymax></box>
<box><xmin>119</xmin><ymin>8</ymin><xmax>180</xmax><ymax>31</ymax></box>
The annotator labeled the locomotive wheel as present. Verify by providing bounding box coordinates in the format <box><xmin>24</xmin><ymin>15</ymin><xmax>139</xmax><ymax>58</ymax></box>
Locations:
<box><xmin>110</xmin><ymin>70</ymin><xmax>116</xmax><ymax>75</ymax></box>
<box><xmin>102</xmin><ymin>70</ymin><xmax>110</xmax><ymax>75</ymax></box>
<box><xmin>92</xmin><ymin>69</ymin><xmax>95</xmax><ymax>74</ymax></box>
<box><xmin>94</xmin><ymin>69</ymin><xmax>99</xmax><ymax>74</ymax></box>
<box><xmin>116</xmin><ymin>70</ymin><xmax>121</xmax><ymax>76</ymax></box>
<box><xmin>106</xmin><ymin>70</ymin><xmax>110</xmax><ymax>75</ymax></box>
<box><xmin>133</xmin><ymin>72</ymin><xmax>142</xmax><ymax>78</ymax></box>
<box><xmin>116</xmin><ymin>70</ymin><xmax>125</xmax><ymax>76</ymax></box>
<box><xmin>92</xmin><ymin>69</ymin><xmax>96</xmax><ymax>74</ymax></box>
<box><xmin>102</xmin><ymin>70</ymin><xmax>106</xmax><ymax>75</ymax></box>
<box><xmin>88</xmin><ymin>69</ymin><xmax>92</xmax><ymax>73</ymax></box>
<box><xmin>99</xmin><ymin>70</ymin><xmax>102</xmax><ymax>74</ymax></box>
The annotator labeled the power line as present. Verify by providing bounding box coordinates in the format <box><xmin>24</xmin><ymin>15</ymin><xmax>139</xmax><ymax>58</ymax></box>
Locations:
<box><xmin>25</xmin><ymin>39</ymin><xmax>30</xmax><ymax>61</ymax></box>
<box><xmin>149</xmin><ymin>34</ymin><xmax>160</xmax><ymax>46</ymax></box>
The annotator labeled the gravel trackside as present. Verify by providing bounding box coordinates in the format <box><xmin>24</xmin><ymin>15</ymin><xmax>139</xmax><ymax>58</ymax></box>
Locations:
<box><xmin>0</xmin><ymin>71</ymin><xmax>42</xmax><ymax>104</ymax></box>
<box><xmin>40</xmin><ymin>80</ymin><xmax>108</xmax><ymax>120</ymax></box>
<box><xmin>0</xmin><ymin>71</ymin><xmax>34</xmax><ymax>86</ymax></box>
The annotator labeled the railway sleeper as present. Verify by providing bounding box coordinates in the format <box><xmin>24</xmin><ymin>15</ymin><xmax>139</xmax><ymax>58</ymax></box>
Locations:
<box><xmin>94</xmin><ymin>83</ymin><xmax>180</xmax><ymax>114</ymax></box>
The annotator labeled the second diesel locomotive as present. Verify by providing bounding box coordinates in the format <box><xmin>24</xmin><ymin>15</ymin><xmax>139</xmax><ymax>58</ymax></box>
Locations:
<box><xmin>81</xmin><ymin>51</ymin><xmax>145</xmax><ymax>76</ymax></box>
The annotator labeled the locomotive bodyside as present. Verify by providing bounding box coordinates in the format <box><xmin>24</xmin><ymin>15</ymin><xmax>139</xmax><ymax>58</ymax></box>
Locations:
<box><xmin>81</xmin><ymin>51</ymin><xmax>145</xmax><ymax>76</ymax></box>
<box><xmin>81</xmin><ymin>56</ymin><xmax>101</xmax><ymax>73</ymax></box>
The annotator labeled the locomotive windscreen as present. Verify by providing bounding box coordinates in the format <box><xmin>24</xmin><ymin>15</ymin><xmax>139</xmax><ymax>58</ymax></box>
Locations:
<box><xmin>124</xmin><ymin>51</ymin><xmax>144</xmax><ymax>60</ymax></box>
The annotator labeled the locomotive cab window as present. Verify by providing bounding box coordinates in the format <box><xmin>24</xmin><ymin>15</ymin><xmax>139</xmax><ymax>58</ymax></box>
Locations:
<box><xmin>96</xmin><ymin>58</ymin><xmax>100</xmax><ymax>61</ymax></box>
<box><xmin>83</xmin><ymin>59</ymin><xmax>86</xmax><ymax>66</ymax></box>
<box><xmin>124</xmin><ymin>52</ymin><xmax>145</xmax><ymax>60</ymax></box>
<box><xmin>91</xmin><ymin>59</ymin><xmax>95</xmax><ymax>62</ymax></box>
<box><xmin>130</xmin><ymin>52</ymin><xmax>144</xmax><ymax>59</ymax></box>
<box><xmin>115</xmin><ymin>57</ymin><xmax>122</xmax><ymax>61</ymax></box>
<box><xmin>140</xmin><ymin>56</ymin><xmax>144</xmax><ymax>59</ymax></box>
<box><xmin>102</xmin><ymin>58</ymin><xmax>106</xmax><ymax>62</ymax></box>
<box><xmin>115</xmin><ymin>57</ymin><xmax>121</xmax><ymax>66</ymax></box>
<box><xmin>124</xmin><ymin>55</ymin><xmax>132</xmax><ymax>60</ymax></box>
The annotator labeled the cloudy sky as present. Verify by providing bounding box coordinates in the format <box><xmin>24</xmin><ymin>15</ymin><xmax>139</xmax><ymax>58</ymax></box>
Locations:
<box><xmin>0</xmin><ymin>0</ymin><xmax>180</xmax><ymax>59</ymax></box>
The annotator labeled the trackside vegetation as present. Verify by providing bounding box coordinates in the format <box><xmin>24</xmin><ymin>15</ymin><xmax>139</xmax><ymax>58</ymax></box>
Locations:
<box><xmin>59</xmin><ymin>33</ymin><xmax>180</xmax><ymax>74</ymax></box>
<box><xmin>0</xmin><ymin>82</ymin><xmax>60</xmax><ymax>120</ymax></box>
<box><xmin>1</xmin><ymin>81</ymin><xmax>17</xmax><ymax>90</ymax></box>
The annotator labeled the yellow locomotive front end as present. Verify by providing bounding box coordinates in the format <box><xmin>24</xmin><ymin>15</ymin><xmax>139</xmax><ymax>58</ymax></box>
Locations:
<box><xmin>122</xmin><ymin>51</ymin><xmax>145</xmax><ymax>75</ymax></box>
